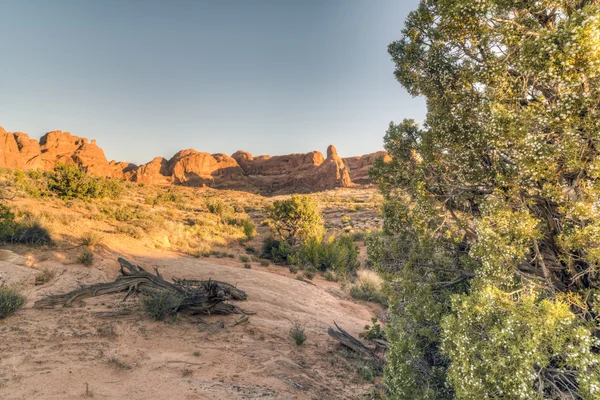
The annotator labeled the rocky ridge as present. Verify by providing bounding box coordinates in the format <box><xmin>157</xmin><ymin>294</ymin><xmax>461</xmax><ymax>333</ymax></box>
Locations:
<box><xmin>0</xmin><ymin>125</ymin><xmax>387</xmax><ymax>193</ymax></box>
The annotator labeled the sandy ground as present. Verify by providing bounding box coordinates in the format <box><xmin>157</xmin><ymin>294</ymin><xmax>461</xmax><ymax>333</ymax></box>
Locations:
<box><xmin>0</xmin><ymin>245</ymin><xmax>382</xmax><ymax>400</ymax></box>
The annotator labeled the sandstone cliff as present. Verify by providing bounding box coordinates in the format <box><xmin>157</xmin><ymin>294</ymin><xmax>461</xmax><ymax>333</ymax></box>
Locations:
<box><xmin>0</xmin><ymin>125</ymin><xmax>387</xmax><ymax>193</ymax></box>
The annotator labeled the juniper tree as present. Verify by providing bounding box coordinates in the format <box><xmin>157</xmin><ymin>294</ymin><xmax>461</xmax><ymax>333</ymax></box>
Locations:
<box><xmin>370</xmin><ymin>1</ymin><xmax>600</xmax><ymax>398</ymax></box>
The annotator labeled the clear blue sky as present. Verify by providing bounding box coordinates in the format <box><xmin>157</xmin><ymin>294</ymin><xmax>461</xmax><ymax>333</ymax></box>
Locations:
<box><xmin>0</xmin><ymin>0</ymin><xmax>424</xmax><ymax>165</ymax></box>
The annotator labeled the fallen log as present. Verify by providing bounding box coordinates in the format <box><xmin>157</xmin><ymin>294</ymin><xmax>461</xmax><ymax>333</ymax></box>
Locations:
<box><xmin>34</xmin><ymin>257</ymin><xmax>249</xmax><ymax>316</ymax></box>
<box><xmin>327</xmin><ymin>322</ymin><xmax>384</xmax><ymax>369</ymax></box>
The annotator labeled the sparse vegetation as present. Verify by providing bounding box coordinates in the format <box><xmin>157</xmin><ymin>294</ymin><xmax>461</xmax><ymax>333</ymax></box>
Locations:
<box><xmin>77</xmin><ymin>249</ymin><xmax>94</xmax><ymax>267</ymax></box>
<box><xmin>35</xmin><ymin>269</ymin><xmax>56</xmax><ymax>285</ymax></box>
<box><xmin>289</xmin><ymin>321</ymin><xmax>307</xmax><ymax>346</ymax></box>
<box><xmin>349</xmin><ymin>271</ymin><xmax>386</xmax><ymax>307</ymax></box>
<box><xmin>141</xmin><ymin>290</ymin><xmax>182</xmax><ymax>321</ymax></box>
<box><xmin>0</xmin><ymin>286</ymin><xmax>26</xmax><ymax>319</ymax></box>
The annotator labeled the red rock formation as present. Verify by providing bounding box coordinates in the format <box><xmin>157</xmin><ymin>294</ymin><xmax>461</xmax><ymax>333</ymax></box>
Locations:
<box><xmin>343</xmin><ymin>151</ymin><xmax>390</xmax><ymax>184</ymax></box>
<box><xmin>167</xmin><ymin>149</ymin><xmax>249</xmax><ymax>188</ymax></box>
<box><xmin>0</xmin><ymin>124</ymin><xmax>386</xmax><ymax>193</ymax></box>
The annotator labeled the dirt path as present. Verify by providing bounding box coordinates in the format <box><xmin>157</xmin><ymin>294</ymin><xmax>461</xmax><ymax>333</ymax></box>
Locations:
<box><xmin>0</xmin><ymin>248</ymin><xmax>380</xmax><ymax>399</ymax></box>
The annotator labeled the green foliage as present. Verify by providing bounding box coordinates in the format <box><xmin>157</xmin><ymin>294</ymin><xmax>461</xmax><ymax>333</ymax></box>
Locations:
<box><xmin>0</xmin><ymin>205</ymin><xmax>16</xmax><ymax>239</ymax></box>
<box><xmin>349</xmin><ymin>279</ymin><xmax>387</xmax><ymax>307</ymax></box>
<box><xmin>47</xmin><ymin>164</ymin><xmax>122</xmax><ymax>200</ymax></box>
<box><xmin>289</xmin><ymin>321</ymin><xmax>307</xmax><ymax>346</ymax></box>
<box><xmin>0</xmin><ymin>286</ymin><xmax>26</xmax><ymax>319</ymax></box>
<box><xmin>375</xmin><ymin>1</ymin><xmax>600</xmax><ymax>398</ymax></box>
<box><xmin>295</xmin><ymin>235</ymin><xmax>360</xmax><ymax>274</ymax></box>
<box><xmin>141</xmin><ymin>290</ymin><xmax>182</xmax><ymax>321</ymax></box>
<box><xmin>239</xmin><ymin>255</ymin><xmax>250</xmax><ymax>262</ymax></box>
<box><xmin>268</xmin><ymin>195</ymin><xmax>323</xmax><ymax>244</ymax></box>
<box><xmin>241</xmin><ymin>219</ymin><xmax>256</xmax><ymax>240</ymax></box>
<box><xmin>261</xmin><ymin>237</ymin><xmax>294</xmax><ymax>264</ymax></box>
<box><xmin>360</xmin><ymin>317</ymin><xmax>386</xmax><ymax>342</ymax></box>
<box><xmin>442</xmin><ymin>287</ymin><xmax>600</xmax><ymax>400</ymax></box>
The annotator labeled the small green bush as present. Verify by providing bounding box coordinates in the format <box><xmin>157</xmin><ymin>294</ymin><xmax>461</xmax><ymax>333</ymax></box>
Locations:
<box><xmin>239</xmin><ymin>255</ymin><xmax>250</xmax><ymax>262</ymax></box>
<box><xmin>141</xmin><ymin>291</ymin><xmax>182</xmax><ymax>321</ymax></box>
<box><xmin>0</xmin><ymin>286</ymin><xmax>26</xmax><ymax>319</ymax></box>
<box><xmin>0</xmin><ymin>205</ymin><xmax>17</xmax><ymax>239</ymax></box>
<box><xmin>360</xmin><ymin>317</ymin><xmax>386</xmax><ymax>341</ymax></box>
<box><xmin>261</xmin><ymin>237</ymin><xmax>294</xmax><ymax>264</ymax></box>
<box><xmin>78</xmin><ymin>249</ymin><xmax>94</xmax><ymax>267</ymax></box>
<box><xmin>350</xmin><ymin>280</ymin><xmax>387</xmax><ymax>307</ymax></box>
<box><xmin>242</xmin><ymin>219</ymin><xmax>257</xmax><ymax>240</ymax></box>
<box><xmin>47</xmin><ymin>164</ymin><xmax>122</xmax><ymax>200</ymax></box>
<box><xmin>289</xmin><ymin>321</ymin><xmax>307</xmax><ymax>346</ymax></box>
<box><xmin>260</xmin><ymin>259</ymin><xmax>270</xmax><ymax>267</ymax></box>
<box><xmin>303</xmin><ymin>269</ymin><xmax>315</xmax><ymax>280</ymax></box>
<box><xmin>243</xmin><ymin>263</ymin><xmax>251</xmax><ymax>269</ymax></box>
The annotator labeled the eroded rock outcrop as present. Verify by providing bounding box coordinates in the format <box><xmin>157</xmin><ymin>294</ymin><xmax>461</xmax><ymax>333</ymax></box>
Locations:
<box><xmin>0</xmin><ymin>124</ymin><xmax>384</xmax><ymax>193</ymax></box>
<box><xmin>343</xmin><ymin>151</ymin><xmax>390</xmax><ymax>184</ymax></box>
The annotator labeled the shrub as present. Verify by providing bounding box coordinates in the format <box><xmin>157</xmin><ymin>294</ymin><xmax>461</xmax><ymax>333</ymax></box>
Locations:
<box><xmin>141</xmin><ymin>290</ymin><xmax>182</xmax><ymax>321</ymax></box>
<box><xmin>261</xmin><ymin>237</ymin><xmax>294</xmax><ymax>264</ymax></box>
<box><xmin>116</xmin><ymin>224</ymin><xmax>143</xmax><ymax>239</ymax></box>
<box><xmin>289</xmin><ymin>321</ymin><xmax>307</xmax><ymax>346</ymax></box>
<box><xmin>0</xmin><ymin>286</ymin><xmax>26</xmax><ymax>319</ymax></box>
<box><xmin>259</xmin><ymin>259</ymin><xmax>270</xmax><ymax>267</ymax></box>
<box><xmin>243</xmin><ymin>263</ymin><xmax>251</xmax><ymax>269</ymax></box>
<box><xmin>268</xmin><ymin>195</ymin><xmax>323</xmax><ymax>244</ymax></box>
<box><xmin>47</xmin><ymin>164</ymin><xmax>121</xmax><ymax>200</ymax></box>
<box><xmin>241</xmin><ymin>219</ymin><xmax>256</xmax><ymax>240</ymax></box>
<box><xmin>303</xmin><ymin>268</ymin><xmax>315</xmax><ymax>280</ymax></box>
<box><xmin>0</xmin><ymin>205</ymin><xmax>16</xmax><ymax>239</ymax></box>
<box><xmin>80</xmin><ymin>231</ymin><xmax>103</xmax><ymax>248</ymax></box>
<box><xmin>359</xmin><ymin>317</ymin><xmax>386</xmax><ymax>342</ymax></box>
<box><xmin>206</xmin><ymin>199</ymin><xmax>234</xmax><ymax>218</ymax></box>
<box><xmin>10</xmin><ymin>217</ymin><xmax>52</xmax><ymax>245</ymax></box>
<box><xmin>35</xmin><ymin>269</ymin><xmax>56</xmax><ymax>285</ymax></box>
<box><xmin>349</xmin><ymin>271</ymin><xmax>386</xmax><ymax>306</ymax></box>
<box><xmin>296</xmin><ymin>235</ymin><xmax>360</xmax><ymax>274</ymax></box>
<box><xmin>239</xmin><ymin>255</ymin><xmax>250</xmax><ymax>262</ymax></box>
<box><xmin>78</xmin><ymin>249</ymin><xmax>94</xmax><ymax>267</ymax></box>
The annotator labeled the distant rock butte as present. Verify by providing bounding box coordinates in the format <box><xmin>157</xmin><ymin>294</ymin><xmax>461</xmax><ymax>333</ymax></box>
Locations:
<box><xmin>0</xmin><ymin>125</ymin><xmax>388</xmax><ymax>193</ymax></box>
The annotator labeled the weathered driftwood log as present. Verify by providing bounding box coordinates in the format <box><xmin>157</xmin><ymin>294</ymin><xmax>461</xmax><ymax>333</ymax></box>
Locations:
<box><xmin>327</xmin><ymin>322</ymin><xmax>384</xmax><ymax>369</ymax></box>
<box><xmin>34</xmin><ymin>257</ymin><xmax>249</xmax><ymax>315</ymax></box>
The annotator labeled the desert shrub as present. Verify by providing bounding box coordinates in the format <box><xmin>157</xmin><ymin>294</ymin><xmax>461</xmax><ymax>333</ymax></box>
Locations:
<box><xmin>259</xmin><ymin>259</ymin><xmax>270</xmax><ymax>267</ymax></box>
<box><xmin>245</xmin><ymin>246</ymin><xmax>256</xmax><ymax>254</ymax></box>
<box><xmin>80</xmin><ymin>231</ymin><xmax>103</xmax><ymax>248</ymax></box>
<box><xmin>0</xmin><ymin>205</ymin><xmax>17</xmax><ymax>239</ymax></box>
<box><xmin>295</xmin><ymin>235</ymin><xmax>360</xmax><ymax>274</ymax></box>
<box><xmin>261</xmin><ymin>237</ymin><xmax>294</xmax><ymax>264</ymax></box>
<box><xmin>241</xmin><ymin>219</ymin><xmax>256</xmax><ymax>240</ymax></box>
<box><xmin>0</xmin><ymin>286</ymin><xmax>26</xmax><ymax>319</ymax></box>
<box><xmin>78</xmin><ymin>249</ymin><xmax>94</xmax><ymax>267</ymax></box>
<box><xmin>206</xmin><ymin>199</ymin><xmax>234</xmax><ymax>218</ymax></box>
<box><xmin>239</xmin><ymin>255</ymin><xmax>250</xmax><ymax>262</ymax></box>
<box><xmin>13</xmin><ymin>169</ymin><xmax>50</xmax><ymax>198</ymax></box>
<box><xmin>116</xmin><ymin>224</ymin><xmax>143</xmax><ymax>239</ymax></box>
<box><xmin>268</xmin><ymin>195</ymin><xmax>323</xmax><ymax>244</ymax></box>
<box><xmin>35</xmin><ymin>269</ymin><xmax>56</xmax><ymax>285</ymax></box>
<box><xmin>10</xmin><ymin>217</ymin><xmax>52</xmax><ymax>245</ymax></box>
<box><xmin>289</xmin><ymin>265</ymin><xmax>299</xmax><ymax>274</ymax></box>
<box><xmin>141</xmin><ymin>290</ymin><xmax>182</xmax><ymax>321</ymax></box>
<box><xmin>303</xmin><ymin>268</ymin><xmax>315</xmax><ymax>280</ymax></box>
<box><xmin>349</xmin><ymin>271</ymin><xmax>386</xmax><ymax>306</ymax></box>
<box><xmin>323</xmin><ymin>270</ymin><xmax>338</xmax><ymax>282</ymax></box>
<box><xmin>103</xmin><ymin>205</ymin><xmax>146</xmax><ymax>222</ymax></box>
<box><xmin>47</xmin><ymin>164</ymin><xmax>121</xmax><ymax>200</ymax></box>
<box><xmin>289</xmin><ymin>321</ymin><xmax>307</xmax><ymax>346</ymax></box>
<box><xmin>243</xmin><ymin>263</ymin><xmax>251</xmax><ymax>269</ymax></box>
<box><xmin>360</xmin><ymin>365</ymin><xmax>375</xmax><ymax>383</ymax></box>
<box><xmin>360</xmin><ymin>317</ymin><xmax>386</xmax><ymax>342</ymax></box>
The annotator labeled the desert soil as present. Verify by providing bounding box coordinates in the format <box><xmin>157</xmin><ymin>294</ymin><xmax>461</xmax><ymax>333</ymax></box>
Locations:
<box><xmin>0</xmin><ymin>244</ymin><xmax>382</xmax><ymax>399</ymax></box>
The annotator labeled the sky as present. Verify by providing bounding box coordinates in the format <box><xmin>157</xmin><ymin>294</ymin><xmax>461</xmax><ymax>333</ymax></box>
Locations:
<box><xmin>0</xmin><ymin>0</ymin><xmax>425</xmax><ymax>165</ymax></box>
